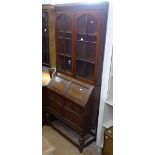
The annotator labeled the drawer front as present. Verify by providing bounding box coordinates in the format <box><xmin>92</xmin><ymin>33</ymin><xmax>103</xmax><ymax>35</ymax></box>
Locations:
<box><xmin>64</xmin><ymin>108</ymin><xmax>83</xmax><ymax>129</ymax></box>
<box><xmin>64</xmin><ymin>100</ymin><xmax>82</xmax><ymax>115</ymax></box>
<box><xmin>46</xmin><ymin>100</ymin><xmax>64</xmax><ymax>117</ymax></box>
<box><xmin>47</xmin><ymin>89</ymin><xmax>64</xmax><ymax>105</ymax></box>
<box><xmin>103</xmin><ymin>135</ymin><xmax>113</xmax><ymax>155</ymax></box>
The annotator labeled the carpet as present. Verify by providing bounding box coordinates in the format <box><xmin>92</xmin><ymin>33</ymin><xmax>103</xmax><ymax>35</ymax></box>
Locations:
<box><xmin>43</xmin><ymin>125</ymin><xmax>102</xmax><ymax>155</ymax></box>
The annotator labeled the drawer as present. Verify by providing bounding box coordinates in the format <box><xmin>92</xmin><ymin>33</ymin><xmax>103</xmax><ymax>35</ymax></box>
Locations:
<box><xmin>47</xmin><ymin>90</ymin><xmax>64</xmax><ymax>105</ymax></box>
<box><xmin>46</xmin><ymin>100</ymin><xmax>64</xmax><ymax>117</ymax></box>
<box><xmin>64</xmin><ymin>108</ymin><xmax>83</xmax><ymax>129</ymax></box>
<box><xmin>64</xmin><ymin>100</ymin><xmax>82</xmax><ymax>115</ymax></box>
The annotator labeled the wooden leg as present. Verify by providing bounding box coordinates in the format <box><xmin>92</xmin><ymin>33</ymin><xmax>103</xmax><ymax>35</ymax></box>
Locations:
<box><xmin>45</xmin><ymin>112</ymin><xmax>50</xmax><ymax>125</ymax></box>
<box><xmin>79</xmin><ymin>134</ymin><xmax>85</xmax><ymax>153</ymax></box>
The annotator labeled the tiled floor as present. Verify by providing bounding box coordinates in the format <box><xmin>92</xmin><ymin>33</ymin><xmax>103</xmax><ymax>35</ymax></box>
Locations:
<box><xmin>43</xmin><ymin>125</ymin><xmax>102</xmax><ymax>155</ymax></box>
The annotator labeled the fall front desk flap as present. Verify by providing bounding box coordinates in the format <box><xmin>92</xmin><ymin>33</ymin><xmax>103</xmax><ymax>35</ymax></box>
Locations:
<box><xmin>47</xmin><ymin>73</ymin><xmax>94</xmax><ymax>107</ymax></box>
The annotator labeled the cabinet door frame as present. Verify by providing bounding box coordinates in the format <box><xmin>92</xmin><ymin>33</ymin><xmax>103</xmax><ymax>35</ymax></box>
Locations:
<box><xmin>55</xmin><ymin>11</ymin><xmax>74</xmax><ymax>76</ymax></box>
<box><xmin>73</xmin><ymin>10</ymin><xmax>101</xmax><ymax>85</ymax></box>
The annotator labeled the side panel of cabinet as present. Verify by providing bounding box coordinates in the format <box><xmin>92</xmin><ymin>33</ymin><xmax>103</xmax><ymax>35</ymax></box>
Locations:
<box><xmin>49</xmin><ymin>6</ymin><xmax>56</xmax><ymax>68</ymax></box>
<box><xmin>55</xmin><ymin>11</ymin><xmax>74</xmax><ymax>76</ymax></box>
<box><xmin>42</xmin><ymin>5</ymin><xmax>56</xmax><ymax>68</ymax></box>
<box><xmin>42</xmin><ymin>9</ymin><xmax>49</xmax><ymax>67</ymax></box>
<box><xmin>74</xmin><ymin>11</ymin><xmax>101</xmax><ymax>85</ymax></box>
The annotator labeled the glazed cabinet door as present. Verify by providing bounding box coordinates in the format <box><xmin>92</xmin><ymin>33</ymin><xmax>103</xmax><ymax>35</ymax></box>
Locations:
<box><xmin>42</xmin><ymin>10</ymin><xmax>49</xmax><ymax>66</ymax></box>
<box><xmin>74</xmin><ymin>11</ymin><xmax>100</xmax><ymax>83</ymax></box>
<box><xmin>56</xmin><ymin>11</ymin><xmax>73</xmax><ymax>75</ymax></box>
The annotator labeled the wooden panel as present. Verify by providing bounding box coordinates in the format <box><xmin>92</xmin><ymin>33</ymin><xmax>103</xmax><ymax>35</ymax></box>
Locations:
<box><xmin>67</xmin><ymin>82</ymin><xmax>89</xmax><ymax>104</ymax></box>
<box><xmin>47</xmin><ymin>73</ymin><xmax>94</xmax><ymax>107</ymax></box>
<box><xmin>46</xmin><ymin>99</ymin><xmax>64</xmax><ymax>117</ymax></box>
<box><xmin>103</xmin><ymin>135</ymin><xmax>113</xmax><ymax>155</ymax></box>
<box><xmin>64</xmin><ymin>107</ymin><xmax>83</xmax><ymax>129</ymax></box>
<box><xmin>47</xmin><ymin>90</ymin><xmax>65</xmax><ymax>105</ymax></box>
<box><xmin>64</xmin><ymin>99</ymin><xmax>82</xmax><ymax>114</ymax></box>
<box><xmin>48</xmin><ymin>76</ymin><xmax>70</xmax><ymax>94</ymax></box>
<box><xmin>46</xmin><ymin>5</ymin><xmax>56</xmax><ymax>68</ymax></box>
<box><xmin>103</xmin><ymin>127</ymin><xmax>113</xmax><ymax>155</ymax></box>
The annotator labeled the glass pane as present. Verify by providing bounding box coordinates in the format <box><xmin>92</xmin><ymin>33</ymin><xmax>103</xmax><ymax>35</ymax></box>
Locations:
<box><xmin>58</xmin><ymin>31</ymin><xmax>65</xmax><ymax>37</ymax></box>
<box><xmin>65</xmin><ymin>32</ymin><xmax>72</xmax><ymax>38</ymax></box>
<box><xmin>76</xmin><ymin>60</ymin><xmax>95</xmax><ymax>81</ymax></box>
<box><xmin>65</xmin><ymin>57</ymin><xmax>72</xmax><ymax>72</ymax></box>
<box><xmin>77</xmin><ymin>34</ymin><xmax>86</xmax><ymax>41</ymax></box>
<box><xmin>42</xmin><ymin>11</ymin><xmax>49</xmax><ymax>65</ymax></box>
<box><xmin>57</xmin><ymin>38</ymin><xmax>65</xmax><ymax>53</ymax></box>
<box><xmin>64</xmin><ymin>15</ymin><xmax>72</xmax><ymax>32</ymax></box>
<box><xmin>42</xmin><ymin>36</ymin><xmax>49</xmax><ymax>65</ymax></box>
<box><xmin>42</xmin><ymin>35</ymin><xmax>48</xmax><ymax>49</ymax></box>
<box><xmin>86</xmin><ymin>42</ymin><xmax>96</xmax><ymax>62</ymax></box>
<box><xmin>42</xmin><ymin>51</ymin><xmax>49</xmax><ymax>64</ymax></box>
<box><xmin>42</xmin><ymin>24</ymin><xmax>48</xmax><ymax>36</ymax></box>
<box><xmin>65</xmin><ymin>39</ymin><xmax>72</xmax><ymax>56</ymax></box>
<box><xmin>58</xmin><ymin>55</ymin><xmax>65</xmax><ymax>70</ymax></box>
<box><xmin>77</xmin><ymin>42</ymin><xmax>86</xmax><ymax>59</ymax></box>
<box><xmin>87</xmin><ymin>15</ymin><xmax>97</xmax><ymax>34</ymax></box>
<box><xmin>76</xmin><ymin>60</ymin><xmax>85</xmax><ymax>77</ymax></box>
<box><xmin>85</xmin><ymin>63</ymin><xmax>95</xmax><ymax>80</ymax></box>
<box><xmin>56</xmin><ymin>15</ymin><xmax>64</xmax><ymax>32</ymax></box>
<box><xmin>42</xmin><ymin>12</ymin><xmax>48</xmax><ymax>25</ymax></box>
<box><xmin>77</xmin><ymin>15</ymin><xmax>87</xmax><ymax>34</ymax></box>
<box><xmin>86</xmin><ymin>35</ymin><xmax>96</xmax><ymax>42</ymax></box>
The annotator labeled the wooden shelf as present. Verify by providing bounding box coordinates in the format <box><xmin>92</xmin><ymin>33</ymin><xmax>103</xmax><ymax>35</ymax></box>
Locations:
<box><xmin>49</xmin><ymin>120</ymin><xmax>95</xmax><ymax>150</ymax></box>
<box><xmin>76</xmin><ymin>58</ymin><xmax>95</xmax><ymax>64</ymax></box>
<box><xmin>58</xmin><ymin>36</ymin><xmax>72</xmax><ymax>40</ymax></box>
<box><xmin>57</xmin><ymin>53</ymin><xmax>71</xmax><ymax>57</ymax></box>
<box><xmin>105</xmin><ymin>99</ymin><xmax>113</xmax><ymax>106</ymax></box>
<box><xmin>77</xmin><ymin>32</ymin><xmax>96</xmax><ymax>36</ymax></box>
<box><xmin>103</xmin><ymin>120</ymin><xmax>113</xmax><ymax>128</ymax></box>
<box><xmin>77</xmin><ymin>40</ymin><xmax>96</xmax><ymax>44</ymax></box>
<box><xmin>57</xmin><ymin>31</ymin><xmax>72</xmax><ymax>33</ymax></box>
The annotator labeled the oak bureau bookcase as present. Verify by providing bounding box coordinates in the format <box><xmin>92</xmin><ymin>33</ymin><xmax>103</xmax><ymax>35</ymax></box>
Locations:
<box><xmin>45</xmin><ymin>2</ymin><xmax>109</xmax><ymax>152</ymax></box>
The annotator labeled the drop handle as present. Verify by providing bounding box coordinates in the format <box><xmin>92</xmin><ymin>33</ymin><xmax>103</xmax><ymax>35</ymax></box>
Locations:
<box><xmin>105</xmin><ymin>136</ymin><xmax>108</xmax><ymax>139</ymax></box>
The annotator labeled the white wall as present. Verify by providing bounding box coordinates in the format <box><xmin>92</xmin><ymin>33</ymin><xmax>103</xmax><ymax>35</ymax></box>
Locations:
<box><xmin>42</xmin><ymin>0</ymin><xmax>51</xmax><ymax>4</ymax></box>
<box><xmin>96</xmin><ymin>2</ymin><xmax>113</xmax><ymax>146</ymax></box>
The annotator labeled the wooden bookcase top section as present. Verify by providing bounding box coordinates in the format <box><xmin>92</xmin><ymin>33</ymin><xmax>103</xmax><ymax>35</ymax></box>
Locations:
<box><xmin>54</xmin><ymin>2</ymin><xmax>109</xmax><ymax>85</ymax></box>
<box><xmin>47</xmin><ymin>73</ymin><xmax>94</xmax><ymax>107</ymax></box>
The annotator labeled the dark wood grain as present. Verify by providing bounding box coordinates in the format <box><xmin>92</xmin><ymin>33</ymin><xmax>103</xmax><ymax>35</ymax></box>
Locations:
<box><xmin>44</xmin><ymin>2</ymin><xmax>109</xmax><ymax>152</ymax></box>
<box><xmin>103</xmin><ymin>127</ymin><xmax>113</xmax><ymax>155</ymax></box>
